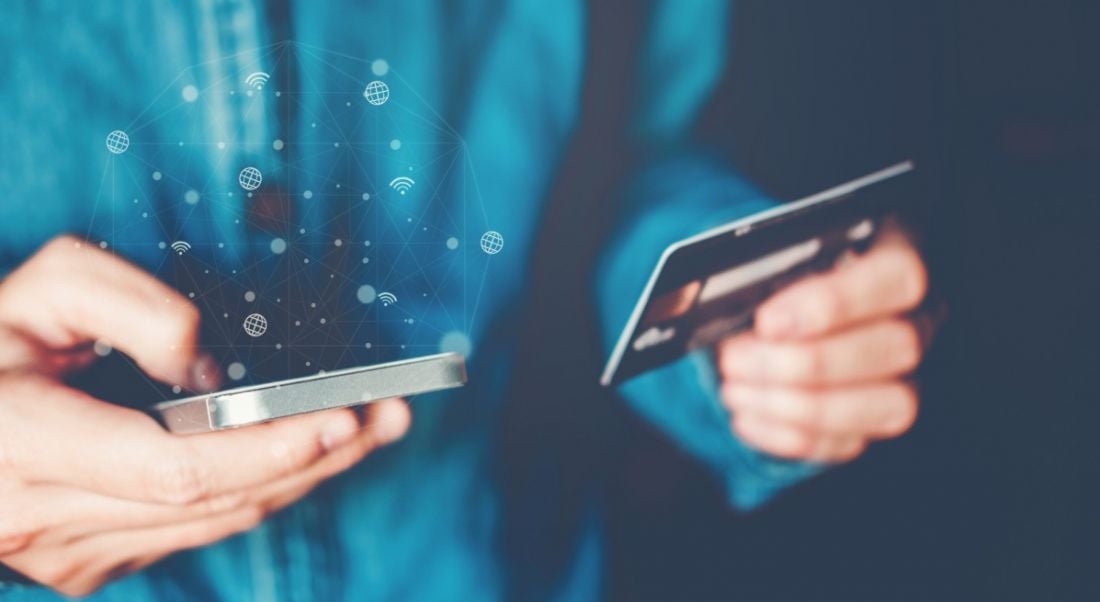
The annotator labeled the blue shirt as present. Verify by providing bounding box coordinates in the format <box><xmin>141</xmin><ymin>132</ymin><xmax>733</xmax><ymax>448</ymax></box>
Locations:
<box><xmin>1</xmin><ymin>1</ymin><xmax>816</xmax><ymax>599</ymax></box>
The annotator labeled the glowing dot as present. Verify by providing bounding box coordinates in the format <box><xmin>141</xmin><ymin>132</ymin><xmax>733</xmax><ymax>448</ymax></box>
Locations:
<box><xmin>184</xmin><ymin>189</ymin><xmax>200</xmax><ymax>205</ymax></box>
<box><xmin>320</xmin><ymin>318</ymin><xmax>327</xmax><ymax>324</ymax></box>
<box><xmin>390</xmin><ymin>139</ymin><xmax>401</xmax><ymax>150</ymax></box>
<box><xmin>372</xmin><ymin>59</ymin><xmax>389</xmax><ymax>76</ymax></box>
<box><xmin>334</xmin><ymin>239</ymin><xmax>343</xmax><ymax>247</ymax></box>
<box><xmin>362</xmin><ymin>193</ymin><xmax>370</xmax><ymax>201</ymax></box>
<box><xmin>362</xmin><ymin>257</ymin><xmax>369</xmax><ymax>263</ymax></box>
<box><xmin>334</xmin><ymin>142</ymin><xmax>340</xmax><ymax>148</ymax></box>
<box><xmin>227</xmin><ymin>362</ymin><xmax>246</xmax><ymax>381</ymax></box>
<box><xmin>217</xmin><ymin>141</ymin><xmax>226</xmax><ymax>150</ymax></box>
<box><xmin>357</xmin><ymin>285</ymin><xmax>377</xmax><ymax>304</ymax></box>
<box><xmin>364</xmin><ymin>240</ymin><xmax>371</xmax><ymax>247</ymax></box>
<box><xmin>446</xmin><ymin>237</ymin><xmax>459</xmax><ymax>250</ymax></box>
<box><xmin>276</xmin><ymin>343</ymin><xmax>283</xmax><ymax>350</ymax></box>
<box><xmin>275</xmin><ymin>91</ymin><xmax>282</xmax><ymax>97</ymax></box>
<box><xmin>365</xmin><ymin>342</ymin><xmax>373</xmax><ymax>349</ymax></box>
<box><xmin>303</xmin><ymin>190</ymin><xmax>313</xmax><ymax>199</ymax></box>
<box><xmin>244</xmin><ymin>291</ymin><xmax>256</xmax><ymax>302</ymax></box>
<box><xmin>172</xmin><ymin>385</ymin><xmax>182</xmax><ymax>394</ymax></box>
<box><xmin>99</xmin><ymin>241</ymin><xmax>108</xmax><ymax>249</ymax></box>
<box><xmin>182</xmin><ymin>85</ymin><xmax>199</xmax><ymax>102</ymax></box>
<box><xmin>152</xmin><ymin>171</ymin><xmax>162</xmax><ymax>181</ymax></box>
<box><xmin>270</xmin><ymin>237</ymin><xmax>287</xmax><ymax>254</ymax></box>
<box><xmin>93</xmin><ymin>339</ymin><xmax>113</xmax><ymax>357</ymax></box>
<box><xmin>158</xmin><ymin>241</ymin><xmax>167</xmax><ymax>249</ymax></box>
<box><xmin>273</xmin><ymin>139</ymin><xmax>284</xmax><ymax>151</ymax></box>
<box><xmin>440</xmin><ymin>331</ymin><xmax>472</xmax><ymax>356</ymax></box>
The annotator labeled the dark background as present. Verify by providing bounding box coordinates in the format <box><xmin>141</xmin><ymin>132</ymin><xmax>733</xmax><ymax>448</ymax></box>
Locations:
<box><xmin>508</xmin><ymin>1</ymin><xmax>1100</xmax><ymax>601</ymax></box>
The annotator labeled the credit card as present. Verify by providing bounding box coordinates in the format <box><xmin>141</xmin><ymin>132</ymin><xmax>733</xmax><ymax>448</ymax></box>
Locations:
<box><xmin>600</xmin><ymin>161</ymin><xmax>915</xmax><ymax>387</ymax></box>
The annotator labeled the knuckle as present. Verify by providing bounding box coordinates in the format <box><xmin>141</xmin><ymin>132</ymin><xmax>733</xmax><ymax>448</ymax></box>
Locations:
<box><xmin>42</xmin><ymin>235</ymin><xmax>83</xmax><ymax>259</ymax></box>
<box><xmin>146</xmin><ymin>452</ymin><xmax>208</xmax><ymax>504</ymax></box>
<box><xmin>791</xmin><ymin>345</ymin><xmax>825</xmax><ymax>382</ymax></box>
<box><xmin>267</xmin><ymin>433</ymin><xmax>323</xmax><ymax>478</ymax></box>
<box><xmin>779</xmin><ymin>390</ymin><xmax>821</xmax><ymax>430</ymax></box>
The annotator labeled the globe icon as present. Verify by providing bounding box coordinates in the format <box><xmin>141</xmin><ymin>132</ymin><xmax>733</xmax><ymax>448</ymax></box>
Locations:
<box><xmin>480</xmin><ymin>230</ymin><xmax>504</xmax><ymax>255</ymax></box>
<box><xmin>363</xmin><ymin>80</ymin><xmax>390</xmax><ymax>106</ymax></box>
<box><xmin>242</xmin><ymin>312</ymin><xmax>268</xmax><ymax>337</ymax></box>
<box><xmin>238</xmin><ymin>166</ymin><xmax>263</xmax><ymax>191</ymax></box>
<box><xmin>105</xmin><ymin>130</ymin><xmax>130</xmax><ymax>154</ymax></box>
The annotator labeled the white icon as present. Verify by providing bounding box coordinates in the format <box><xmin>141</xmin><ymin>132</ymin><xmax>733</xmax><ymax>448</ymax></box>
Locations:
<box><xmin>363</xmin><ymin>80</ymin><xmax>390</xmax><ymax>106</ymax></box>
<box><xmin>238</xmin><ymin>166</ymin><xmax>263</xmax><ymax>191</ymax></box>
<box><xmin>105</xmin><ymin>130</ymin><xmax>130</xmax><ymax>154</ymax></box>
<box><xmin>243</xmin><ymin>313</ymin><xmax>268</xmax><ymax>337</ymax></box>
<box><xmin>388</xmin><ymin>176</ymin><xmax>415</xmax><ymax>195</ymax></box>
<box><xmin>378</xmin><ymin>292</ymin><xmax>397</xmax><ymax>306</ymax></box>
<box><xmin>170</xmin><ymin>241</ymin><xmax>191</xmax><ymax>255</ymax></box>
<box><xmin>245</xmin><ymin>71</ymin><xmax>270</xmax><ymax>90</ymax></box>
<box><xmin>480</xmin><ymin>230</ymin><xmax>504</xmax><ymax>255</ymax></box>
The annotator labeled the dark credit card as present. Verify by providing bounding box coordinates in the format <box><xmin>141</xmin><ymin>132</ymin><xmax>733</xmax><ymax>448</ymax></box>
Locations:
<box><xmin>600</xmin><ymin>161</ymin><xmax>915</xmax><ymax>387</ymax></box>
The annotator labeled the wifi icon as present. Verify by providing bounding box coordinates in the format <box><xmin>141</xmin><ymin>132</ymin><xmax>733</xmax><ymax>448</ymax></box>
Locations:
<box><xmin>388</xmin><ymin>176</ymin><xmax>415</xmax><ymax>196</ymax></box>
<box><xmin>171</xmin><ymin>240</ymin><xmax>192</xmax><ymax>255</ymax></box>
<box><xmin>378</xmin><ymin>292</ymin><xmax>397</xmax><ymax>306</ymax></box>
<box><xmin>245</xmin><ymin>71</ymin><xmax>270</xmax><ymax>91</ymax></box>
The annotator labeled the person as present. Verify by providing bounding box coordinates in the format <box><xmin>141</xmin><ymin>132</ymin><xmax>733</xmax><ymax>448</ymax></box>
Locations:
<box><xmin>0</xmin><ymin>1</ymin><xmax>930</xmax><ymax>598</ymax></box>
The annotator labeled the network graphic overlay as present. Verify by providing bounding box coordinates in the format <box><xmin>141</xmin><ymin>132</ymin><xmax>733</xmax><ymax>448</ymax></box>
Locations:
<box><xmin>92</xmin><ymin>42</ymin><xmax>500</xmax><ymax>399</ymax></box>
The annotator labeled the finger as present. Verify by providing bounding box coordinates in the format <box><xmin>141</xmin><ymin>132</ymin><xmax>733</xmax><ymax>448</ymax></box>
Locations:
<box><xmin>0</xmin><ymin>484</ymin><xmax>250</xmax><ymax>549</ymax></box>
<box><xmin>731</xmin><ymin>412</ymin><xmax>867</xmax><ymax>463</ymax></box>
<box><xmin>0</xmin><ymin>236</ymin><xmax>220</xmax><ymax>390</ymax></box>
<box><xmin>722</xmin><ymin>381</ymin><xmax>918</xmax><ymax>439</ymax></box>
<box><xmin>717</xmin><ymin>319</ymin><xmax>922</xmax><ymax>386</ymax></box>
<box><xmin>755</xmin><ymin>225</ymin><xmax>928</xmax><ymax>340</ymax></box>
<box><xmin>2</xmin><ymin>400</ymin><xmax>409</xmax><ymax>548</ymax></box>
<box><xmin>251</xmin><ymin>399</ymin><xmax>412</xmax><ymax>513</ymax></box>
<box><xmin>5</xmin><ymin>506</ymin><xmax>266</xmax><ymax>598</ymax></box>
<box><xmin>2</xmin><ymin>376</ymin><xmax>375</xmax><ymax>504</ymax></box>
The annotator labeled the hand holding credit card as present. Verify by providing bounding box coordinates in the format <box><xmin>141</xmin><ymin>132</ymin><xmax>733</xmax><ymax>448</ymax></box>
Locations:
<box><xmin>602</xmin><ymin>161</ymin><xmax>916</xmax><ymax>386</ymax></box>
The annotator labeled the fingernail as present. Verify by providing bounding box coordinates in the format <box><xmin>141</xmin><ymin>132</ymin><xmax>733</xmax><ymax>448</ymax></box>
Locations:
<box><xmin>758</xmin><ymin>306</ymin><xmax>797</xmax><ymax>339</ymax></box>
<box><xmin>321</xmin><ymin>413</ymin><xmax>360</xmax><ymax>451</ymax></box>
<box><xmin>189</xmin><ymin>353</ymin><xmax>222</xmax><ymax>392</ymax></box>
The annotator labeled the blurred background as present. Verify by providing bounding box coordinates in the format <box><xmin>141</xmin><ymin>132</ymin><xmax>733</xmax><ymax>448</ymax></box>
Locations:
<box><xmin>503</xmin><ymin>1</ymin><xmax>1100</xmax><ymax>600</ymax></box>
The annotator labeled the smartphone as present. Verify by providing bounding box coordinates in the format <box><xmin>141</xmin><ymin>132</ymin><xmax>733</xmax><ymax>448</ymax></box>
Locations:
<box><xmin>153</xmin><ymin>353</ymin><xmax>467</xmax><ymax>434</ymax></box>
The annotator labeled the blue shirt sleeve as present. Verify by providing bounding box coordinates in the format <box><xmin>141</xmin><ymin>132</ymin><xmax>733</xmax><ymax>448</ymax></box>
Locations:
<box><xmin>596</xmin><ymin>155</ymin><xmax>824</xmax><ymax>510</ymax></box>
